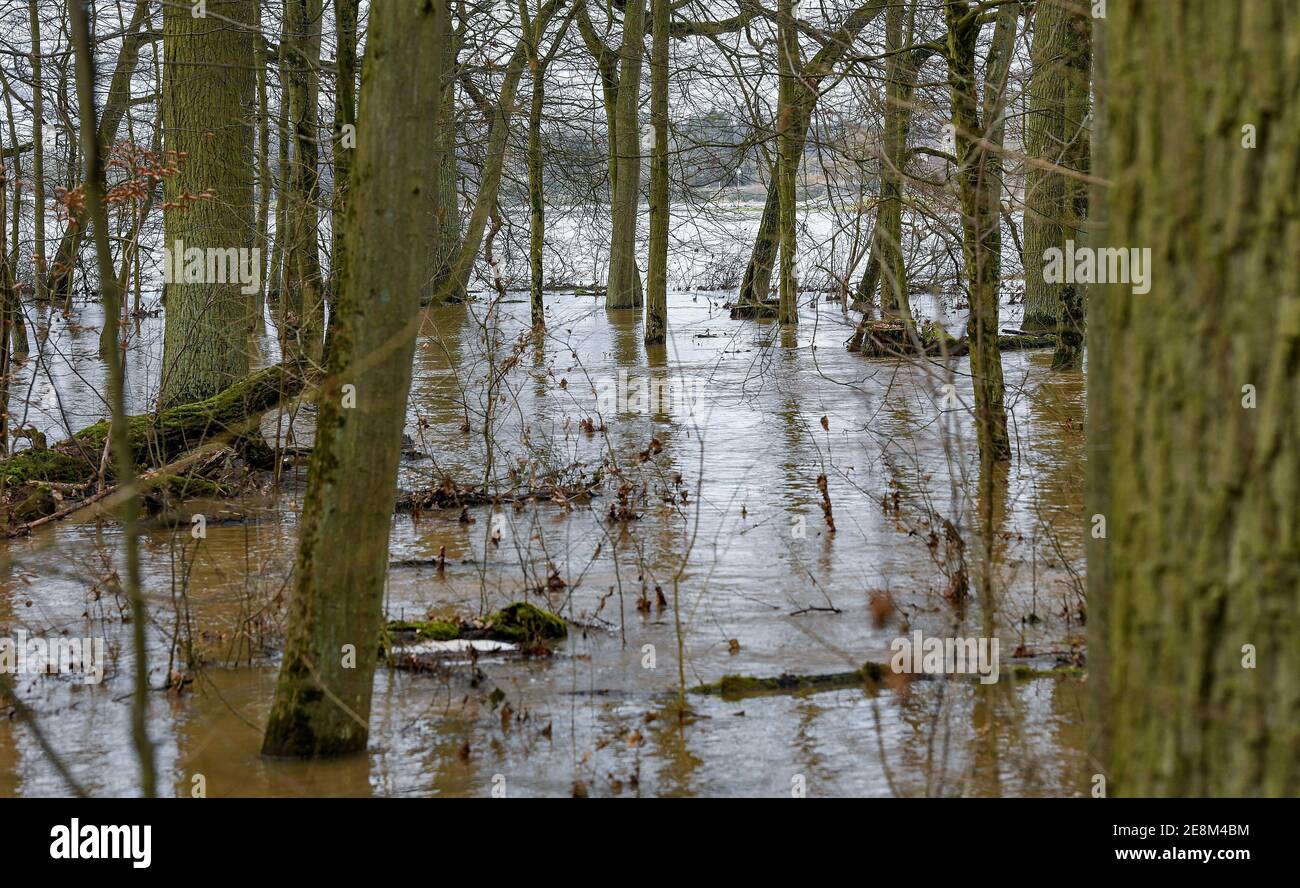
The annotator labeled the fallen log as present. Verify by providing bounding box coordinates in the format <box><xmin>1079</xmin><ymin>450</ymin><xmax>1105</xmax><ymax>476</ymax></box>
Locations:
<box><xmin>3</xmin><ymin>416</ymin><xmax>276</xmax><ymax>537</ymax></box>
<box><xmin>0</xmin><ymin>362</ymin><xmax>304</xmax><ymax>489</ymax></box>
<box><xmin>691</xmin><ymin>659</ymin><xmax>1085</xmax><ymax>700</ymax></box>
<box><xmin>395</xmin><ymin>466</ymin><xmax>604</xmax><ymax>512</ymax></box>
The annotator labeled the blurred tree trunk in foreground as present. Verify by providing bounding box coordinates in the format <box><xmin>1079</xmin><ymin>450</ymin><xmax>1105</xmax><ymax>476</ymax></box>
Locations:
<box><xmin>1090</xmin><ymin>0</ymin><xmax>1300</xmax><ymax>796</ymax></box>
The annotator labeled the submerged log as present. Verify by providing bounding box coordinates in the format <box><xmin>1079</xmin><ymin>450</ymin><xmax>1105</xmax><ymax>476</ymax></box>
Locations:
<box><xmin>691</xmin><ymin>659</ymin><xmax>1086</xmax><ymax>700</ymax></box>
<box><xmin>0</xmin><ymin>362</ymin><xmax>304</xmax><ymax>487</ymax></box>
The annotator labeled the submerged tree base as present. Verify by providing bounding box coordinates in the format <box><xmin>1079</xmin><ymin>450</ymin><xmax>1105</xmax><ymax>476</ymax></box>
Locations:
<box><xmin>727</xmin><ymin>298</ymin><xmax>781</xmax><ymax>320</ymax></box>
<box><xmin>847</xmin><ymin>320</ymin><xmax>1056</xmax><ymax>359</ymax></box>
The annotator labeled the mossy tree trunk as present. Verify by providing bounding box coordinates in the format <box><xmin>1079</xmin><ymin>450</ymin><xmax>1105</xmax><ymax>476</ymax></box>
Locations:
<box><xmin>1050</xmin><ymin>7</ymin><xmax>1091</xmax><ymax>371</ymax></box>
<box><xmin>1089</xmin><ymin>0</ymin><xmax>1300</xmax><ymax>796</ymax></box>
<box><xmin>261</xmin><ymin>0</ymin><xmax>444</xmax><ymax>758</ymax></box>
<box><xmin>644</xmin><ymin>0</ymin><xmax>670</xmax><ymax>342</ymax></box>
<box><xmin>945</xmin><ymin>0</ymin><xmax>1015</xmax><ymax>465</ymax></box>
<box><xmin>1022</xmin><ymin>0</ymin><xmax>1091</xmax><ymax>360</ymax></box>
<box><xmin>159</xmin><ymin>0</ymin><xmax>257</xmax><ymax>407</ymax></box>
<box><xmin>27</xmin><ymin>0</ymin><xmax>45</xmax><ymax>303</ymax></box>
<box><xmin>0</xmin><ymin>362</ymin><xmax>302</xmax><ymax>489</ymax></box>
<box><xmin>606</xmin><ymin>0</ymin><xmax>646</xmax><ymax>310</ymax></box>
<box><xmin>281</xmin><ymin>0</ymin><xmax>325</xmax><ymax>361</ymax></box>
<box><xmin>253</xmin><ymin>5</ymin><xmax>271</xmax><ymax>329</ymax></box>
<box><xmin>774</xmin><ymin>0</ymin><xmax>799</xmax><ymax>326</ymax></box>
<box><xmin>850</xmin><ymin>223</ymin><xmax>881</xmax><ymax>316</ymax></box>
<box><xmin>425</xmin><ymin>0</ymin><xmax>463</xmax><ymax>305</ymax></box>
<box><xmin>875</xmin><ymin>0</ymin><xmax>918</xmax><ymax>322</ymax></box>
<box><xmin>330</xmin><ymin>0</ymin><xmax>360</xmax><ymax>311</ymax></box>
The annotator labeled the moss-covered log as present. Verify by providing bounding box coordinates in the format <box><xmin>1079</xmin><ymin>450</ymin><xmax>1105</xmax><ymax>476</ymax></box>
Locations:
<box><xmin>691</xmin><ymin>660</ymin><xmax>1085</xmax><ymax>700</ymax></box>
<box><xmin>385</xmin><ymin>602</ymin><xmax>568</xmax><ymax>647</ymax></box>
<box><xmin>0</xmin><ymin>362</ymin><xmax>302</xmax><ymax>486</ymax></box>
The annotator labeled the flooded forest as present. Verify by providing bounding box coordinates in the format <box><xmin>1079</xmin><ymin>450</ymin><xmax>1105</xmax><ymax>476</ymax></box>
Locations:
<box><xmin>0</xmin><ymin>0</ymin><xmax>1294</xmax><ymax>800</ymax></box>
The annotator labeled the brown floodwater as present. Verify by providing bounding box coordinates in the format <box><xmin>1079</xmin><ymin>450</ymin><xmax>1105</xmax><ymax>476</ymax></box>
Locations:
<box><xmin>1</xmin><ymin>289</ymin><xmax>1087</xmax><ymax>797</ymax></box>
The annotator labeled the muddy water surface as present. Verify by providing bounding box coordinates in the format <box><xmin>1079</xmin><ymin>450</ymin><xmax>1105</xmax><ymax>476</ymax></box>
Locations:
<box><xmin>1</xmin><ymin>290</ymin><xmax>1087</xmax><ymax>797</ymax></box>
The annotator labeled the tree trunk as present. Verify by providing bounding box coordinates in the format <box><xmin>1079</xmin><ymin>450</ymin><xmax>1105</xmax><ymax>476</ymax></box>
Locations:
<box><xmin>436</xmin><ymin>3</ymin><xmax>559</xmax><ymax>304</ymax></box>
<box><xmin>527</xmin><ymin>48</ymin><xmax>547</xmax><ymax>326</ymax></box>
<box><xmin>775</xmin><ymin>0</ymin><xmax>798</xmax><ymax>326</ymax></box>
<box><xmin>0</xmin><ymin>81</ymin><xmax>27</xmax><ymax>358</ymax></box>
<box><xmin>875</xmin><ymin>1</ymin><xmax>918</xmax><ymax>321</ymax></box>
<box><xmin>424</xmin><ymin>0</ymin><xmax>462</xmax><ymax>305</ymax></box>
<box><xmin>262</xmin><ymin>0</ymin><xmax>444</xmax><ymax>758</ymax></box>
<box><xmin>159</xmin><ymin>0</ymin><xmax>257</xmax><ymax>407</ymax></box>
<box><xmin>849</xmin><ymin>6</ymin><xmax>925</xmax><ymax>344</ymax></box>
<box><xmin>27</xmin><ymin>0</ymin><xmax>45</xmax><ymax>303</ymax></box>
<box><xmin>69</xmin><ymin>0</ymin><xmax>156</xmax><ymax>798</ymax></box>
<box><xmin>1051</xmin><ymin>6</ymin><xmax>1091</xmax><ymax>371</ymax></box>
<box><xmin>269</xmin><ymin>41</ymin><xmax>289</xmax><ymax>306</ymax></box>
<box><xmin>1022</xmin><ymin>0</ymin><xmax>1091</xmax><ymax>355</ymax></box>
<box><xmin>1089</xmin><ymin>0</ymin><xmax>1300</xmax><ymax>797</ymax></box>
<box><xmin>606</xmin><ymin>0</ymin><xmax>647</xmax><ymax>310</ymax></box>
<box><xmin>0</xmin><ymin>151</ymin><xmax>10</xmax><ymax>433</ymax></box>
<box><xmin>330</xmin><ymin>0</ymin><xmax>359</xmax><ymax>310</ymax></box>
<box><xmin>281</xmin><ymin>0</ymin><xmax>325</xmax><ymax>361</ymax></box>
<box><xmin>850</xmin><ymin>224</ymin><xmax>880</xmax><ymax>316</ymax></box>
<box><xmin>0</xmin><ymin>362</ymin><xmax>304</xmax><ymax>487</ymax></box>
<box><xmin>945</xmin><ymin>0</ymin><xmax>1015</xmax><ymax>465</ymax></box>
<box><xmin>254</xmin><ymin>9</ymin><xmax>271</xmax><ymax>329</ymax></box>
<box><xmin>644</xmin><ymin>0</ymin><xmax>669</xmax><ymax>343</ymax></box>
